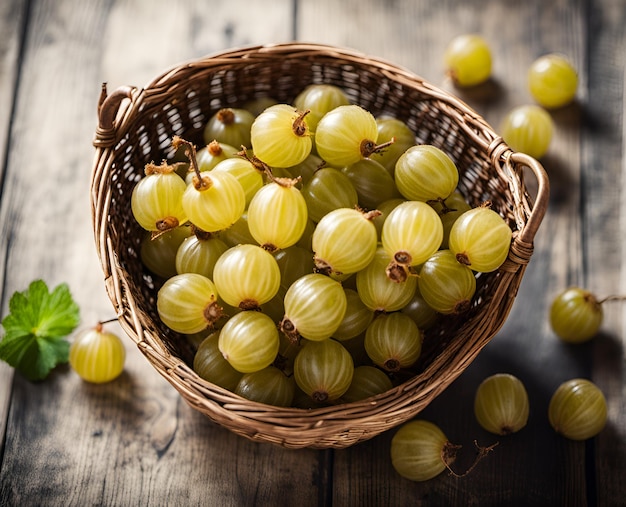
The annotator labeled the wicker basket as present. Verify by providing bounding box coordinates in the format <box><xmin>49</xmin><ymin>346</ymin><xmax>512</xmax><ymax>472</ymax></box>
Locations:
<box><xmin>90</xmin><ymin>42</ymin><xmax>549</xmax><ymax>449</ymax></box>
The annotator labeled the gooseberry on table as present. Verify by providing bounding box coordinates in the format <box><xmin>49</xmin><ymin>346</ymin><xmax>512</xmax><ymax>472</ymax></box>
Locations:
<box><xmin>528</xmin><ymin>53</ymin><xmax>578</xmax><ymax>109</ymax></box>
<box><xmin>69</xmin><ymin>323</ymin><xmax>126</xmax><ymax>384</ymax></box>
<box><xmin>443</xmin><ymin>34</ymin><xmax>493</xmax><ymax>87</ymax></box>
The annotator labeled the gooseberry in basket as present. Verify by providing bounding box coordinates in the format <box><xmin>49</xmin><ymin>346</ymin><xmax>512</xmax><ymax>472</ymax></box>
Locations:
<box><xmin>315</xmin><ymin>104</ymin><xmax>393</xmax><ymax>167</ymax></box>
<box><xmin>381</xmin><ymin>200</ymin><xmax>444</xmax><ymax>282</ymax></box>
<box><xmin>448</xmin><ymin>205</ymin><xmax>512</xmax><ymax>273</ymax></box>
<box><xmin>130</xmin><ymin>161</ymin><xmax>188</xmax><ymax>233</ymax></box>
<box><xmin>311</xmin><ymin>207</ymin><xmax>380</xmax><ymax>279</ymax></box>
<box><xmin>364</xmin><ymin>312</ymin><xmax>423</xmax><ymax>373</ymax></box>
<box><xmin>250</xmin><ymin>104</ymin><xmax>313</xmax><ymax>168</ymax></box>
<box><xmin>293</xmin><ymin>338</ymin><xmax>354</xmax><ymax>403</ymax></box>
<box><xmin>246</xmin><ymin>176</ymin><xmax>309</xmax><ymax>252</ymax></box>
<box><xmin>203</xmin><ymin>107</ymin><xmax>254</xmax><ymax>148</ymax></box>
<box><xmin>356</xmin><ymin>246</ymin><xmax>418</xmax><ymax>313</ymax></box>
<box><xmin>394</xmin><ymin>144</ymin><xmax>459</xmax><ymax>202</ymax></box>
<box><xmin>302</xmin><ymin>167</ymin><xmax>359</xmax><ymax>223</ymax></box>
<box><xmin>279</xmin><ymin>273</ymin><xmax>347</xmax><ymax>343</ymax></box>
<box><xmin>417</xmin><ymin>249</ymin><xmax>477</xmax><ymax>315</ymax></box>
<box><xmin>293</xmin><ymin>83</ymin><xmax>350</xmax><ymax>133</ymax></box>
<box><xmin>212</xmin><ymin>244</ymin><xmax>281</xmax><ymax>311</ymax></box>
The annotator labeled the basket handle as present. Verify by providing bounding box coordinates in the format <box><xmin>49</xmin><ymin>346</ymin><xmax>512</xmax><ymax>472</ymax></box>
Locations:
<box><xmin>510</xmin><ymin>151</ymin><xmax>550</xmax><ymax>245</ymax></box>
<box><xmin>93</xmin><ymin>83</ymin><xmax>136</xmax><ymax>148</ymax></box>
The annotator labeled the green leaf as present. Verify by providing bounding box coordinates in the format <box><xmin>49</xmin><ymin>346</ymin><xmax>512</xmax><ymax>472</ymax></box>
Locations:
<box><xmin>0</xmin><ymin>280</ymin><xmax>80</xmax><ymax>381</ymax></box>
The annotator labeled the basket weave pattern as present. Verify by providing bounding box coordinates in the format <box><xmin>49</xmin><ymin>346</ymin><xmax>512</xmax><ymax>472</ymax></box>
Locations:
<box><xmin>90</xmin><ymin>43</ymin><xmax>549</xmax><ymax>449</ymax></box>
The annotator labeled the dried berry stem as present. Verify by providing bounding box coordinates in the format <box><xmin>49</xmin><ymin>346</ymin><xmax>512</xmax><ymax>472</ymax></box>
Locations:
<box><xmin>442</xmin><ymin>440</ymin><xmax>499</xmax><ymax>478</ymax></box>
<box><xmin>173</xmin><ymin>136</ymin><xmax>208</xmax><ymax>190</ymax></box>
<box><xmin>598</xmin><ymin>294</ymin><xmax>626</xmax><ymax>304</ymax></box>
<box><xmin>360</xmin><ymin>136</ymin><xmax>396</xmax><ymax>158</ymax></box>
<box><xmin>293</xmin><ymin>109</ymin><xmax>311</xmax><ymax>136</ymax></box>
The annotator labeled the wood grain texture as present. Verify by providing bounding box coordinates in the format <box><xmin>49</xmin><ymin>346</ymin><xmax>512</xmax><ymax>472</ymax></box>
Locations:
<box><xmin>583</xmin><ymin>1</ymin><xmax>626</xmax><ymax>505</ymax></box>
<box><xmin>0</xmin><ymin>0</ymin><xmax>29</xmax><ymax>455</ymax></box>
<box><xmin>0</xmin><ymin>1</ymin><xmax>327</xmax><ymax>506</ymax></box>
<box><xmin>299</xmin><ymin>0</ymin><xmax>615</xmax><ymax>505</ymax></box>
<box><xmin>1</xmin><ymin>0</ymin><xmax>625</xmax><ymax>505</ymax></box>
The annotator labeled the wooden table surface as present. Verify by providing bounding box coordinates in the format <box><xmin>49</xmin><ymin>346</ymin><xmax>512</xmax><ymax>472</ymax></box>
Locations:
<box><xmin>1</xmin><ymin>1</ymin><xmax>625</xmax><ymax>505</ymax></box>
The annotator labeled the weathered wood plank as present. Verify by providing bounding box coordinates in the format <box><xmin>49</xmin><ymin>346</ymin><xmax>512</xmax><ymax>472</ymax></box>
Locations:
<box><xmin>0</xmin><ymin>1</ymin><xmax>329</xmax><ymax>506</ymax></box>
<box><xmin>298</xmin><ymin>0</ymin><xmax>594</xmax><ymax>505</ymax></box>
<box><xmin>583</xmin><ymin>1</ymin><xmax>626</xmax><ymax>505</ymax></box>
<box><xmin>2</xmin><ymin>0</ymin><xmax>626</xmax><ymax>505</ymax></box>
<box><xmin>0</xmin><ymin>0</ymin><xmax>29</xmax><ymax>456</ymax></box>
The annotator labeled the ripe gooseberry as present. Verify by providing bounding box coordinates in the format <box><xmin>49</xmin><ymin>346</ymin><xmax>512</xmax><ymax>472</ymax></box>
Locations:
<box><xmin>474</xmin><ymin>373</ymin><xmax>529</xmax><ymax>435</ymax></box>
<box><xmin>528</xmin><ymin>53</ymin><xmax>578</xmax><ymax>109</ymax></box>
<box><xmin>448</xmin><ymin>205</ymin><xmax>512</xmax><ymax>273</ymax></box>
<box><xmin>250</xmin><ymin>104</ymin><xmax>313</xmax><ymax>167</ymax></box>
<box><xmin>315</xmin><ymin>105</ymin><xmax>392</xmax><ymax>167</ymax></box>
<box><xmin>69</xmin><ymin>323</ymin><xmax>126</xmax><ymax>384</ymax></box>
<box><xmin>131</xmin><ymin>161</ymin><xmax>187</xmax><ymax>233</ymax></box>
<box><xmin>548</xmin><ymin>378</ymin><xmax>607</xmax><ymax>440</ymax></box>
<box><xmin>549</xmin><ymin>287</ymin><xmax>603</xmax><ymax>343</ymax></box>
<box><xmin>444</xmin><ymin>34</ymin><xmax>492</xmax><ymax>87</ymax></box>
<box><xmin>500</xmin><ymin>105</ymin><xmax>554</xmax><ymax>160</ymax></box>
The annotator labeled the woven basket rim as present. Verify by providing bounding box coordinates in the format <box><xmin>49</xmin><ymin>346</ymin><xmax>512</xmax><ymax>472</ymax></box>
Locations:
<box><xmin>90</xmin><ymin>42</ymin><xmax>550</xmax><ymax>449</ymax></box>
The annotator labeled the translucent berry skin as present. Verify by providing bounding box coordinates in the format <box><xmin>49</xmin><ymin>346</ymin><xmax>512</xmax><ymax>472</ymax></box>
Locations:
<box><xmin>341</xmin><ymin>158</ymin><xmax>400</xmax><ymax>210</ymax></box>
<box><xmin>418</xmin><ymin>249</ymin><xmax>477</xmax><ymax>315</ymax></box>
<box><xmin>293</xmin><ymin>84</ymin><xmax>351</xmax><ymax>133</ymax></box>
<box><xmin>281</xmin><ymin>273</ymin><xmax>347</xmax><ymax>342</ymax></box>
<box><xmin>448</xmin><ymin>206</ymin><xmax>512</xmax><ymax>273</ymax></box>
<box><xmin>212</xmin><ymin>157</ymin><xmax>264</xmax><ymax>207</ymax></box>
<box><xmin>247</xmin><ymin>181</ymin><xmax>308</xmax><ymax>252</ymax></box>
<box><xmin>203</xmin><ymin>107</ymin><xmax>254</xmax><ymax>148</ymax></box>
<box><xmin>333</xmin><ymin>288</ymin><xmax>374</xmax><ymax>342</ymax></box>
<box><xmin>131</xmin><ymin>170</ymin><xmax>187</xmax><ymax>232</ymax></box>
<box><xmin>218</xmin><ymin>311</ymin><xmax>280</xmax><ymax>373</ymax></box>
<box><xmin>293</xmin><ymin>338</ymin><xmax>354</xmax><ymax>403</ymax></box>
<box><xmin>315</xmin><ymin>104</ymin><xmax>379</xmax><ymax>167</ymax></box>
<box><xmin>444</xmin><ymin>34</ymin><xmax>492</xmax><ymax>87</ymax></box>
<box><xmin>381</xmin><ymin>200</ymin><xmax>444</xmax><ymax>268</ymax></box>
<box><xmin>312</xmin><ymin>208</ymin><xmax>379</xmax><ymax>277</ymax></box>
<box><xmin>500</xmin><ymin>104</ymin><xmax>554</xmax><ymax>160</ymax></box>
<box><xmin>212</xmin><ymin>244</ymin><xmax>281</xmax><ymax>310</ymax></box>
<box><xmin>364</xmin><ymin>312</ymin><xmax>423</xmax><ymax>372</ymax></box>
<box><xmin>528</xmin><ymin>53</ymin><xmax>578</xmax><ymax>109</ymax></box>
<box><xmin>175</xmin><ymin>234</ymin><xmax>229</xmax><ymax>279</ymax></box>
<box><xmin>182</xmin><ymin>171</ymin><xmax>246</xmax><ymax>233</ymax></box>
<box><xmin>69</xmin><ymin>325</ymin><xmax>126</xmax><ymax>384</ymax></box>
<box><xmin>390</xmin><ymin>420</ymin><xmax>449</xmax><ymax>482</ymax></box>
<box><xmin>474</xmin><ymin>373</ymin><xmax>530</xmax><ymax>435</ymax></box>
<box><xmin>549</xmin><ymin>287</ymin><xmax>603</xmax><ymax>343</ymax></box>
<box><xmin>195</xmin><ymin>141</ymin><xmax>240</xmax><ymax>173</ymax></box>
<box><xmin>141</xmin><ymin>226</ymin><xmax>192</xmax><ymax>279</ymax></box>
<box><xmin>302</xmin><ymin>167</ymin><xmax>358</xmax><ymax>223</ymax></box>
<box><xmin>341</xmin><ymin>365</ymin><xmax>393</xmax><ymax>403</ymax></box>
<box><xmin>394</xmin><ymin>144</ymin><xmax>459</xmax><ymax>202</ymax></box>
<box><xmin>548</xmin><ymin>378</ymin><xmax>607</xmax><ymax>441</ymax></box>
<box><xmin>250</xmin><ymin>104</ymin><xmax>312</xmax><ymax>168</ymax></box>
<box><xmin>273</xmin><ymin>245</ymin><xmax>316</xmax><ymax>290</ymax></box>
<box><xmin>157</xmin><ymin>273</ymin><xmax>221</xmax><ymax>334</ymax></box>
<box><xmin>371</xmin><ymin>117</ymin><xmax>416</xmax><ymax>175</ymax></box>
<box><xmin>235</xmin><ymin>366</ymin><xmax>296</xmax><ymax>407</ymax></box>
<box><xmin>356</xmin><ymin>246</ymin><xmax>417</xmax><ymax>313</ymax></box>
<box><xmin>193</xmin><ymin>332</ymin><xmax>243</xmax><ymax>391</ymax></box>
